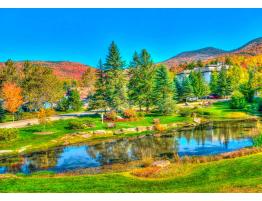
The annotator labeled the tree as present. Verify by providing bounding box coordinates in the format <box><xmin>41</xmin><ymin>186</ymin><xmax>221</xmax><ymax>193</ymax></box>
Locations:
<box><xmin>67</xmin><ymin>89</ymin><xmax>82</xmax><ymax>111</ymax></box>
<box><xmin>22</xmin><ymin>63</ymin><xmax>64</xmax><ymax>111</ymax></box>
<box><xmin>0</xmin><ymin>59</ymin><xmax>20</xmax><ymax>89</ymax></box>
<box><xmin>188</xmin><ymin>71</ymin><xmax>208</xmax><ymax>98</ymax></box>
<box><xmin>153</xmin><ymin>65</ymin><xmax>176</xmax><ymax>115</ymax></box>
<box><xmin>174</xmin><ymin>77</ymin><xmax>183</xmax><ymax>101</ymax></box>
<box><xmin>230</xmin><ymin>91</ymin><xmax>247</xmax><ymax>109</ymax></box>
<box><xmin>0</xmin><ymin>102</ymin><xmax>5</xmax><ymax>122</ymax></box>
<box><xmin>128</xmin><ymin>49</ymin><xmax>156</xmax><ymax>111</ymax></box>
<box><xmin>104</xmin><ymin>41</ymin><xmax>127</xmax><ymax>111</ymax></box>
<box><xmin>37</xmin><ymin>108</ymin><xmax>55</xmax><ymax>130</ymax></box>
<box><xmin>227</xmin><ymin>65</ymin><xmax>248</xmax><ymax>92</ymax></box>
<box><xmin>217</xmin><ymin>66</ymin><xmax>232</xmax><ymax>98</ymax></box>
<box><xmin>2</xmin><ymin>82</ymin><xmax>23</xmax><ymax>121</ymax></box>
<box><xmin>209</xmin><ymin>71</ymin><xmax>219</xmax><ymax>94</ymax></box>
<box><xmin>88</xmin><ymin>59</ymin><xmax>108</xmax><ymax>111</ymax></box>
<box><xmin>81</xmin><ymin>67</ymin><xmax>97</xmax><ymax>94</ymax></box>
<box><xmin>181</xmin><ymin>77</ymin><xmax>194</xmax><ymax>102</ymax></box>
<box><xmin>197</xmin><ymin>60</ymin><xmax>204</xmax><ymax>67</ymax></box>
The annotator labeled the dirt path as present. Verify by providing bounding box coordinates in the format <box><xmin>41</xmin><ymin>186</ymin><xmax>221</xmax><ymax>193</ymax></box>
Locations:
<box><xmin>0</xmin><ymin>112</ymin><xmax>96</xmax><ymax>128</ymax></box>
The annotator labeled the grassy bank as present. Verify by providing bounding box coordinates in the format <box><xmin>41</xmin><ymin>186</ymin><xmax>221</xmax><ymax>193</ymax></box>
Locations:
<box><xmin>1</xmin><ymin>152</ymin><xmax>262</xmax><ymax>192</ymax></box>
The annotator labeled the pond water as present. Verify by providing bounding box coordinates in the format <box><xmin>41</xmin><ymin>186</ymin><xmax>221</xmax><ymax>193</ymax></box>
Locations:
<box><xmin>0</xmin><ymin>120</ymin><xmax>260</xmax><ymax>174</ymax></box>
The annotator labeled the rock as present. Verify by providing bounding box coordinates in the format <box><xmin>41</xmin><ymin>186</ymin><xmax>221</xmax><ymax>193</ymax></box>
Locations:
<box><xmin>105</xmin><ymin>130</ymin><xmax>114</xmax><ymax>135</ymax></box>
<box><xmin>168</xmin><ymin>123</ymin><xmax>177</xmax><ymax>128</ymax></box>
<box><xmin>93</xmin><ymin>130</ymin><xmax>106</xmax><ymax>135</ymax></box>
<box><xmin>193</xmin><ymin>117</ymin><xmax>201</xmax><ymax>124</ymax></box>
<box><xmin>106</xmin><ymin>123</ymin><xmax>116</xmax><ymax>129</ymax></box>
<box><xmin>113</xmin><ymin>129</ymin><xmax>124</xmax><ymax>135</ymax></box>
<box><xmin>147</xmin><ymin>125</ymin><xmax>154</xmax><ymax>131</ymax></box>
<box><xmin>153</xmin><ymin>118</ymin><xmax>160</xmax><ymax>124</ymax></box>
<box><xmin>136</xmin><ymin>126</ymin><xmax>147</xmax><ymax>132</ymax></box>
<box><xmin>152</xmin><ymin>160</ymin><xmax>170</xmax><ymax>168</ymax></box>
<box><xmin>121</xmin><ymin>127</ymin><xmax>137</xmax><ymax>133</ymax></box>
<box><xmin>82</xmin><ymin>134</ymin><xmax>91</xmax><ymax>139</ymax></box>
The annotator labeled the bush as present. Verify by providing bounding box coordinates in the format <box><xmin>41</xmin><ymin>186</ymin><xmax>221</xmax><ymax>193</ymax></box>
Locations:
<box><xmin>68</xmin><ymin>120</ymin><xmax>94</xmax><ymax>130</ymax></box>
<box><xmin>123</xmin><ymin>108</ymin><xmax>137</xmax><ymax>119</ymax></box>
<box><xmin>178</xmin><ymin>107</ymin><xmax>193</xmax><ymax>117</ymax></box>
<box><xmin>230</xmin><ymin>91</ymin><xmax>247</xmax><ymax>109</ymax></box>
<box><xmin>258</xmin><ymin>100</ymin><xmax>262</xmax><ymax>112</ymax></box>
<box><xmin>253</xmin><ymin>134</ymin><xmax>262</xmax><ymax>147</ymax></box>
<box><xmin>105</xmin><ymin>110</ymin><xmax>118</xmax><ymax>121</ymax></box>
<box><xmin>137</xmin><ymin>111</ymin><xmax>145</xmax><ymax>118</ymax></box>
<box><xmin>0</xmin><ymin>129</ymin><xmax>18</xmax><ymax>141</ymax></box>
<box><xmin>154</xmin><ymin>124</ymin><xmax>166</xmax><ymax>132</ymax></box>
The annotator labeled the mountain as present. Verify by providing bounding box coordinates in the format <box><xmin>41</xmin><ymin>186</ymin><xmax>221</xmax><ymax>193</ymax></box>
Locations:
<box><xmin>231</xmin><ymin>37</ymin><xmax>262</xmax><ymax>55</ymax></box>
<box><xmin>162</xmin><ymin>37</ymin><xmax>262</xmax><ymax>72</ymax></box>
<box><xmin>0</xmin><ymin>61</ymin><xmax>93</xmax><ymax>80</ymax></box>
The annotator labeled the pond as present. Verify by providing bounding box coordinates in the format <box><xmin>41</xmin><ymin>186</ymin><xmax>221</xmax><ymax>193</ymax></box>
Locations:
<box><xmin>0</xmin><ymin>120</ymin><xmax>260</xmax><ymax>174</ymax></box>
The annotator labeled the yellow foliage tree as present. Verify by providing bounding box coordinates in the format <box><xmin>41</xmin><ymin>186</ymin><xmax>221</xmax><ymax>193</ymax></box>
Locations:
<box><xmin>37</xmin><ymin>108</ymin><xmax>55</xmax><ymax>130</ymax></box>
<box><xmin>2</xmin><ymin>82</ymin><xmax>23</xmax><ymax>122</ymax></box>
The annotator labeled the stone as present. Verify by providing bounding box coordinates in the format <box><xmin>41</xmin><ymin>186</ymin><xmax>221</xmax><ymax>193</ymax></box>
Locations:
<box><xmin>193</xmin><ymin>117</ymin><xmax>201</xmax><ymax>124</ymax></box>
<box><xmin>147</xmin><ymin>125</ymin><xmax>154</xmax><ymax>131</ymax></box>
<box><xmin>0</xmin><ymin>150</ymin><xmax>12</xmax><ymax>154</ymax></box>
<box><xmin>93</xmin><ymin>130</ymin><xmax>106</xmax><ymax>135</ymax></box>
<box><xmin>106</xmin><ymin>122</ymin><xmax>116</xmax><ymax>129</ymax></box>
<box><xmin>82</xmin><ymin>134</ymin><xmax>91</xmax><ymax>139</ymax></box>
<box><xmin>168</xmin><ymin>123</ymin><xmax>177</xmax><ymax>128</ymax></box>
<box><xmin>136</xmin><ymin>126</ymin><xmax>147</xmax><ymax>132</ymax></box>
<box><xmin>113</xmin><ymin>129</ymin><xmax>124</xmax><ymax>135</ymax></box>
<box><xmin>152</xmin><ymin>160</ymin><xmax>170</xmax><ymax>168</ymax></box>
<box><xmin>121</xmin><ymin>127</ymin><xmax>137</xmax><ymax>133</ymax></box>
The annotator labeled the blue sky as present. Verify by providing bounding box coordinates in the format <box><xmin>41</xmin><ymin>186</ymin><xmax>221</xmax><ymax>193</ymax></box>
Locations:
<box><xmin>0</xmin><ymin>8</ymin><xmax>262</xmax><ymax>66</ymax></box>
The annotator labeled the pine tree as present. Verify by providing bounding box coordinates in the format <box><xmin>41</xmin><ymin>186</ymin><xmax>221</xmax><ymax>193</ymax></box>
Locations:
<box><xmin>174</xmin><ymin>76</ymin><xmax>182</xmax><ymax>101</ymax></box>
<box><xmin>217</xmin><ymin>66</ymin><xmax>231</xmax><ymax>98</ymax></box>
<box><xmin>153</xmin><ymin>65</ymin><xmax>175</xmax><ymax>115</ymax></box>
<box><xmin>209</xmin><ymin>71</ymin><xmax>219</xmax><ymax>94</ymax></box>
<box><xmin>88</xmin><ymin>59</ymin><xmax>108</xmax><ymax>111</ymax></box>
<box><xmin>104</xmin><ymin>41</ymin><xmax>127</xmax><ymax>111</ymax></box>
<box><xmin>128</xmin><ymin>49</ymin><xmax>156</xmax><ymax>111</ymax></box>
<box><xmin>181</xmin><ymin>77</ymin><xmax>194</xmax><ymax>102</ymax></box>
<box><xmin>67</xmin><ymin>89</ymin><xmax>82</xmax><ymax>111</ymax></box>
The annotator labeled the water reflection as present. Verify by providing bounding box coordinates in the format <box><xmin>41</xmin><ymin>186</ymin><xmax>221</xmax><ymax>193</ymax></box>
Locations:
<box><xmin>0</xmin><ymin>120</ymin><xmax>259</xmax><ymax>174</ymax></box>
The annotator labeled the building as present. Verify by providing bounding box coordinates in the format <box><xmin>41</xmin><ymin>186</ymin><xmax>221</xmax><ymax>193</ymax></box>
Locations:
<box><xmin>176</xmin><ymin>63</ymin><xmax>231</xmax><ymax>84</ymax></box>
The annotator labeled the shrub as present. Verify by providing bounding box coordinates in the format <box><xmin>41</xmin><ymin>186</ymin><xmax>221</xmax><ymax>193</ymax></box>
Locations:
<box><xmin>253</xmin><ymin>134</ymin><xmax>262</xmax><ymax>147</ymax></box>
<box><xmin>141</xmin><ymin>157</ymin><xmax>154</xmax><ymax>167</ymax></box>
<box><xmin>137</xmin><ymin>111</ymin><xmax>145</xmax><ymax>118</ymax></box>
<box><xmin>230</xmin><ymin>91</ymin><xmax>247</xmax><ymax>109</ymax></box>
<box><xmin>132</xmin><ymin>167</ymin><xmax>160</xmax><ymax>178</ymax></box>
<box><xmin>105</xmin><ymin>110</ymin><xmax>118</xmax><ymax>121</ymax></box>
<box><xmin>0</xmin><ymin>129</ymin><xmax>18</xmax><ymax>141</ymax></box>
<box><xmin>123</xmin><ymin>108</ymin><xmax>137</xmax><ymax>119</ymax></box>
<box><xmin>154</xmin><ymin>124</ymin><xmax>166</xmax><ymax>132</ymax></box>
<box><xmin>178</xmin><ymin>107</ymin><xmax>192</xmax><ymax>117</ymax></box>
<box><xmin>68</xmin><ymin>120</ymin><xmax>94</xmax><ymax>130</ymax></box>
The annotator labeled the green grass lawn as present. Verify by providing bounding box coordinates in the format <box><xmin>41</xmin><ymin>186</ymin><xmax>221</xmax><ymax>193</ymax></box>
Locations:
<box><xmin>0</xmin><ymin>114</ymin><xmax>190</xmax><ymax>150</ymax></box>
<box><xmin>1</xmin><ymin>152</ymin><xmax>262</xmax><ymax>192</ymax></box>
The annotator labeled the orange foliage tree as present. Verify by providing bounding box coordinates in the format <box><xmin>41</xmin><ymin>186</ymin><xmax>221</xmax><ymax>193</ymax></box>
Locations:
<box><xmin>2</xmin><ymin>82</ymin><xmax>23</xmax><ymax>121</ymax></box>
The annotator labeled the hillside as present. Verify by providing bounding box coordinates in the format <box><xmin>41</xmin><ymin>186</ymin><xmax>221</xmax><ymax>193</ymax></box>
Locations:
<box><xmin>163</xmin><ymin>37</ymin><xmax>262</xmax><ymax>72</ymax></box>
<box><xmin>0</xmin><ymin>61</ymin><xmax>93</xmax><ymax>80</ymax></box>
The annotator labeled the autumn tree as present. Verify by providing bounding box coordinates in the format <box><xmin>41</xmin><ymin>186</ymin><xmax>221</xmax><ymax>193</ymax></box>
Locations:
<box><xmin>0</xmin><ymin>59</ymin><xmax>20</xmax><ymax>89</ymax></box>
<box><xmin>2</xmin><ymin>82</ymin><xmax>23</xmax><ymax>121</ymax></box>
<box><xmin>81</xmin><ymin>67</ymin><xmax>97</xmax><ymax>95</ymax></box>
<box><xmin>37</xmin><ymin>108</ymin><xmax>55</xmax><ymax>130</ymax></box>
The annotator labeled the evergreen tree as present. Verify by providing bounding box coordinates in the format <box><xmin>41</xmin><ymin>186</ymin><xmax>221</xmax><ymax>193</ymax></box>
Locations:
<box><xmin>181</xmin><ymin>77</ymin><xmax>194</xmax><ymax>102</ymax></box>
<box><xmin>174</xmin><ymin>77</ymin><xmax>183</xmax><ymax>101</ymax></box>
<box><xmin>210</xmin><ymin>71</ymin><xmax>219</xmax><ymax>94</ymax></box>
<box><xmin>217</xmin><ymin>66</ymin><xmax>232</xmax><ymax>98</ymax></box>
<box><xmin>0</xmin><ymin>102</ymin><xmax>5</xmax><ymax>122</ymax></box>
<box><xmin>104</xmin><ymin>41</ymin><xmax>127</xmax><ymax>111</ymax></box>
<box><xmin>153</xmin><ymin>65</ymin><xmax>175</xmax><ymax>115</ymax></box>
<box><xmin>188</xmin><ymin>71</ymin><xmax>207</xmax><ymax>98</ymax></box>
<box><xmin>128</xmin><ymin>49</ymin><xmax>156</xmax><ymax>111</ymax></box>
<box><xmin>67</xmin><ymin>89</ymin><xmax>82</xmax><ymax>111</ymax></box>
<box><xmin>88</xmin><ymin>59</ymin><xmax>108</xmax><ymax>111</ymax></box>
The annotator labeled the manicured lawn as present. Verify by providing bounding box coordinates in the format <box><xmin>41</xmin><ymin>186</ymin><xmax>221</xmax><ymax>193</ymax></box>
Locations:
<box><xmin>1</xmin><ymin>153</ymin><xmax>262</xmax><ymax>192</ymax></box>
